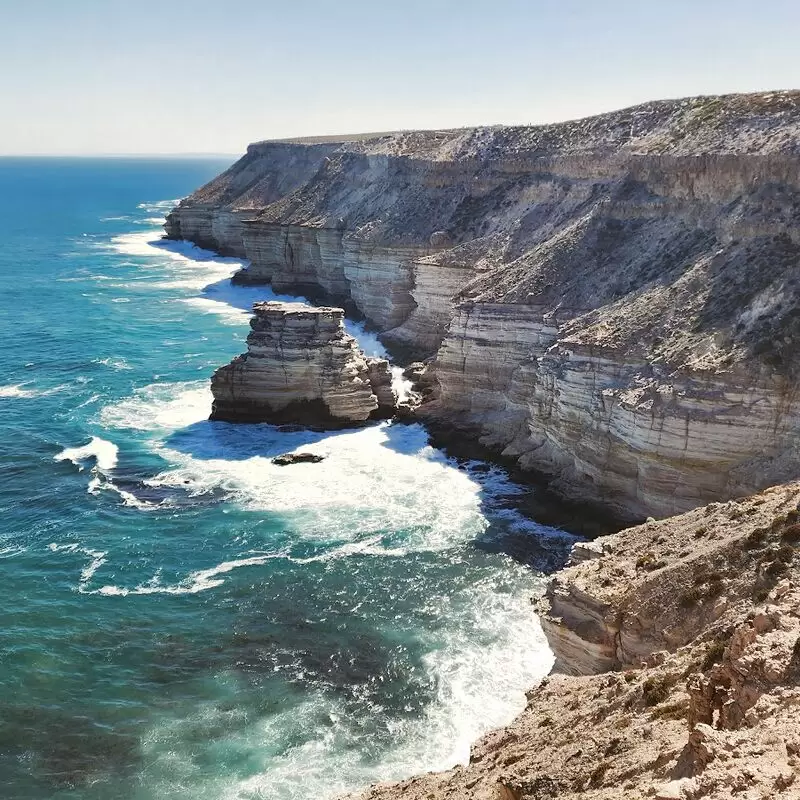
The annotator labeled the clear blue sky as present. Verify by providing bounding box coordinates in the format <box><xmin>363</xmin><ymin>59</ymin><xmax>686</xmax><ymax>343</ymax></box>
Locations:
<box><xmin>2</xmin><ymin>0</ymin><xmax>799</xmax><ymax>155</ymax></box>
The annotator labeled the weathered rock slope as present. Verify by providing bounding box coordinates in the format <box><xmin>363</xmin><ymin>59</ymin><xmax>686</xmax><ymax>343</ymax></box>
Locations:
<box><xmin>167</xmin><ymin>90</ymin><xmax>800</xmax><ymax>521</ymax></box>
<box><xmin>346</xmin><ymin>483</ymin><xmax>800</xmax><ymax>799</ymax></box>
<box><xmin>210</xmin><ymin>301</ymin><xmax>394</xmax><ymax>425</ymax></box>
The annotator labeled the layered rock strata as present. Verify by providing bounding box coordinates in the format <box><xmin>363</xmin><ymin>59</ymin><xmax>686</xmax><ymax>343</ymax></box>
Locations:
<box><xmin>210</xmin><ymin>301</ymin><xmax>395</xmax><ymax>425</ymax></box>
<box><xmin>345</xmin><ymin>482</ymin><xmax>800</xmax><ymax>800</ymax></box>
<box><xmin>169</xmin><ymin>91</ymin><xmax>800</xmax><ymax>521</ymax></box>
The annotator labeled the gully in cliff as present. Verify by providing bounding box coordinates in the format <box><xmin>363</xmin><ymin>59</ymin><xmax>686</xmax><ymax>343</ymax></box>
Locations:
<box><xmin>210</xmin><ymin>301</ymin><xmax>397</xmax><ymax>427</ymax></box>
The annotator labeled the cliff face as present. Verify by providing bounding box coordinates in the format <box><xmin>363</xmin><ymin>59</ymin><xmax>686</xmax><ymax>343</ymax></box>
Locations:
<box><xmin>167</xmin><ymin>90</ymin><xmax>800</xmax><ymax>521</ymax></box>
<box><xmin>210</xmin><ymin>301</ymin><xmax>395</xmax><ymax>425</ymax></box>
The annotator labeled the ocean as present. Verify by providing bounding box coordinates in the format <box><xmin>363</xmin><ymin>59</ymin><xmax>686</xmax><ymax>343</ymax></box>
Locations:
<box><xmin>0</xmin><ymin>157</ymin><xmax>570</xmax><ymax>799</ymax></box>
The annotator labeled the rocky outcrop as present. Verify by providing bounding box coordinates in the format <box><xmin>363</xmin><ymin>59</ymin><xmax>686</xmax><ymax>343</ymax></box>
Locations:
<box><xmin>210</xmin><ymin>301</ymin><xmax>396</xmax><ymax>426</ymax></box>
<box><xmin>344</xmin><ymin>482</ymin><xmax>800</xmax><ymax>800</ymax></box>
<box><xmin>539</xmin><ymin>482</ymin><xmax>800</xmax><ymax>676</ymax></box>
<box><xmin>169</xmin><ymin>90</ymin><xmax>800</xmax><ymax>521</ymax></box>
<box><xmin>272</xmin><ymin>452</ymin><xmax>325</xmax><ymax>466</ymax></box>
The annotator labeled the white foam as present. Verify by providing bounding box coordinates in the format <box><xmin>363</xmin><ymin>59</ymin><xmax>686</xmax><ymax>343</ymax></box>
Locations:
<box><xmin>179</xmin><ymin>296</ymin><xmax>250</xmax><ymax>324</ymax></box>
<box><xmin>101</xmin><ymin>231</ymin><xmax>244</xmax><ymax>292</ymax></box>
<box><xmin>98</xmin><ymin>381</ymin><xmax>571</xmax><ymax>554</ymax></box>
<box><xmin>0</xmin><ymin>383</ymin><xmax>68</xmax><ymax>398</ymax></box>
<box><xmin>136</xmin><ymin>572</ymin><xmax>553</xmax><ymax>800</ymax></box>
<box><xmin>0</xmin><ymin>384</ymin><xmax>40</xmax><ymax>398</ymax></box>
<box><xmin>137</xmin><ymin>199</ymin><xmax>180</xmax><ymax>213</ymax></box>
<box><xmin>54</xmin><ymin>436</ymin><xmax>119</xmax><ymax>471</ymax></box>
<box><xmin>91</xmin><ymin>553</ymin><xmax>287</xmax><ymax>596</ymax></box>
<box><xmin>99</xmin><ymin>382</ymin><xmax>210</xmax><ymax>431</ymax></box>
<box><xmin>48</xmin><ymin>543</ymin><xmax>108</xmax><ymax>591</ymax></box>
<box><xmin>92</xmin><ymin>356</ymin><xmax>132</xmax><ymax>370</ymax></box>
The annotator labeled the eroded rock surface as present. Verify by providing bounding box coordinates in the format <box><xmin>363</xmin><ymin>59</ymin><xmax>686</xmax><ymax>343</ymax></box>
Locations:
<box><xmin>210</xmin><ymin>301</ymin><xmax>395</xmax><ymax>426</ymax></box>
<box><xmin>344</xmin><ymin>483</ymin><xmax>800</xmax><ymax>800</ymax></box>
<box><xmin>169</xmin><ymin>91</ymin><xmax>800</xmax><ymax>521</ymax></box>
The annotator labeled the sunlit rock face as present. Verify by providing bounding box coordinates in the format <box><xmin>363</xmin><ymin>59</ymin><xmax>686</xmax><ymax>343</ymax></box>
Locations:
<box><xmin>171</xmin><ymin>91</ymin><xmax>800</xmax><ymax>520</ymax></box>
<box><xmin>210</xmin><ymin>302</ymin><xmax>395</xmax><ymax>426</ymax></box>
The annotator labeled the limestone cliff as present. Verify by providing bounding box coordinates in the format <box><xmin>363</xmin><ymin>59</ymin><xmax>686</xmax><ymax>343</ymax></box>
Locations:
<box><xmin>344</xmin><ymin>483</ymin><xmax>800</xmax><ymax>800</ymax></box>
<box><xmin>167</xmin><ymin>90</ymin><xmax>800</xmax><ymax>521</ymax></box>
<box><xmin>210</xmin><ymin>301</ymin><xmax>395</xmax><ymax>425</ymax></box>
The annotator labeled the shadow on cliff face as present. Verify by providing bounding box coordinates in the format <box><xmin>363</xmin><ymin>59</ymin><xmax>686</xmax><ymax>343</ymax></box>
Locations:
<box><xmin>694</xmin><ymin>231</ymin><xmax>800</xmax><ymax>378</ymax></box>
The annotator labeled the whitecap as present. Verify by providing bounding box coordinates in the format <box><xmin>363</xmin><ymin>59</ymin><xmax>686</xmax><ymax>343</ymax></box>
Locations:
<box><xmin>48</xmin><ymin>543</ymin><xmax>108</xmax><ymax>591</ymax></box>
<box><xmin>0</xmin><ymin>384</ymin><xmax>40</xmax><ymax>398</ymax></box>
<box><xmin>137</xmin><ymin>199</ymin><xmax>180</xmax><ymax>213</ymax></box>
<box><xmin>99</xmin><ymin>382</ymin><xmax>210</xmax><ymax>431</ymax></box>
<box><xmin>92</xmin><ymin>553</ymin><xmax>287</xmax><ymax>596</ymax></box>
<box><xmin>92</xmin><ymin>356</ymin><xmax>132</xmax><ymax>371</ymax></box>
<box><xmin>0</xmin><ymin>383</ymin><xmax>68</xmax><ymax>398</ymax></box>
<box><xmin>54</xmin><ymin>436</ymin><xmax>119</xmax><ymax>471</ymax></box>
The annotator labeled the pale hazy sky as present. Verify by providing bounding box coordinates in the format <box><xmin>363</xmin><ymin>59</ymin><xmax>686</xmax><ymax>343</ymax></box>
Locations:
<box><xmin>2</xmin><ymin>0</ymin><xmax>799</xmax><ymax>155</ymax></box>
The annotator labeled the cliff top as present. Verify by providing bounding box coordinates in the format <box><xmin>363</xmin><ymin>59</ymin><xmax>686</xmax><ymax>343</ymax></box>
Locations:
<box><xmin>249</xmin><ymin>90</ymin><xmax>800</xmax><ymax>159</ymax></box>
<box><xmin>251</xmin><ymin>300</ymin><xmax>343</xmax><ymax>317</ymax></box>
<box><xmin>175</xmin><ymin>90</ymin><xmax>800</xmax><ymax>209</ymax></box>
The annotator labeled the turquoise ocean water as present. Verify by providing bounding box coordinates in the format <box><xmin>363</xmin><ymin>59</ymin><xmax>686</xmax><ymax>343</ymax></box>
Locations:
<box><xmin>0</xmin><ymin>158</ymin><xmax>571</xmax><ymax>799</ymax></box>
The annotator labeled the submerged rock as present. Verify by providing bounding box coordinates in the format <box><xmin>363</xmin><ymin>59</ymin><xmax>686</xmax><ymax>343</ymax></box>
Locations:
<box><xmin>210</xmin><ymin>301</ymin><xmax>397</xmax><ymax>427</ymax></box>
<box><xmin>271</xmin><ymin>452</ymin><xmax>325</xmax><ymax>466</ymax></box>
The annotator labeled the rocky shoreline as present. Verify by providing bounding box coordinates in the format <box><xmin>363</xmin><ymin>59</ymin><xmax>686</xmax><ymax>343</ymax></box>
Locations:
<box><xmin>345</xmin><ymin>483</ymin><xmax>800</xmax><ymax>799</ymax></box>
<box><xmin>167</xmin><ymin>89</ymin><xmax>800</xmax><ymax>524</ymax></box>
<box><xmin>165</xmin><ymin>90</ymin><xmax>800</xmax><ymax>798</ymax></box>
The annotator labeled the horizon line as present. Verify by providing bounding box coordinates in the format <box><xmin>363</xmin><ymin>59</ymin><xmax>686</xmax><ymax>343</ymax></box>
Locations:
<box><xmin>0</xmin><ymin>152</ymin><xmax>242</xmax><ymax>159</ymax></box>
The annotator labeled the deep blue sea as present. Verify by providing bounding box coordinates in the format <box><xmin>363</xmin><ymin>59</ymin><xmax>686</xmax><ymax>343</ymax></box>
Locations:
<box><xmin>0</xmin><ymin>158</ymin><xmax>570</xmax><ymax>800</ymax></box>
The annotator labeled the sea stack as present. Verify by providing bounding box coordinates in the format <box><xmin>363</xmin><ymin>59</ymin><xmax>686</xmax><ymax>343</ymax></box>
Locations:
<box><xmin>210</xmin><ymin>301</ymin><xmax>396</xmax><ymax>426</ymax></box>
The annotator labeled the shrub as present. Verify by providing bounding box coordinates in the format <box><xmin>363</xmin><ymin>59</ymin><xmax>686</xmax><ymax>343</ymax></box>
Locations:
<box><xmin>745</xmin><ymin>527</ymin><xmax>768</xmax><ymax>549</ymax></box>
<box><xmin>650</xmin><ymin>699</ymin><xmax>688</xmax><ymax>720</ymax></box>
<box><xmin>680</xmin><ymin>586</ymin><xmax>704</xmax><ymax>607</ymax></box>
<box><xmin>642</xmin><ymin>676</ymin><xmax>671</xmax><ymax>707</ymax></box>
<box><xmin>589</xmin><ymin>761</ymin><xmax>610</xmax><ymax>788</ymax></box>
<box><xmin>782</xmin><ymin>523</ymin><xmax>800</xmax><ymax>543</ymax></box>
<box><xmin>702</xmin><ymin>639</ymin><xmax>726</xmax><ymax>670</ymax></box>
<box><xmin>777</xmin><ymin>544</ymin><xmax>795</xmax><ymax>563</ymax></box>
<box><xmin>636</xmin><ymin>552</ymin><xmax>657</xmax><ymax>570</ymax></box>
<box><xmin>772</xmin><ymin>514</ymin><xmax>789</xmax><ymax>531</ymax></box>
<box><xmin>766</xmin><ymin>559</ymin><xmax>790</xmax><ymax>577</ymax></box>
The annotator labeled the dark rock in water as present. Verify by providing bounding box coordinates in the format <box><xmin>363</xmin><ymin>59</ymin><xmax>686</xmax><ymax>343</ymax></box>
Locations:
<box><xmin>272</xmin><ymin>452</ymin><xmax>325</xmax><ymax>466</ymax></box>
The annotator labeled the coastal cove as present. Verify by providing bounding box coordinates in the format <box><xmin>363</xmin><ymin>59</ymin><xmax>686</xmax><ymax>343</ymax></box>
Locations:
<box><xmin>0</xmin><ymin>158</ymin><xmax>574</xmax><ymax>799</ymax></box>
